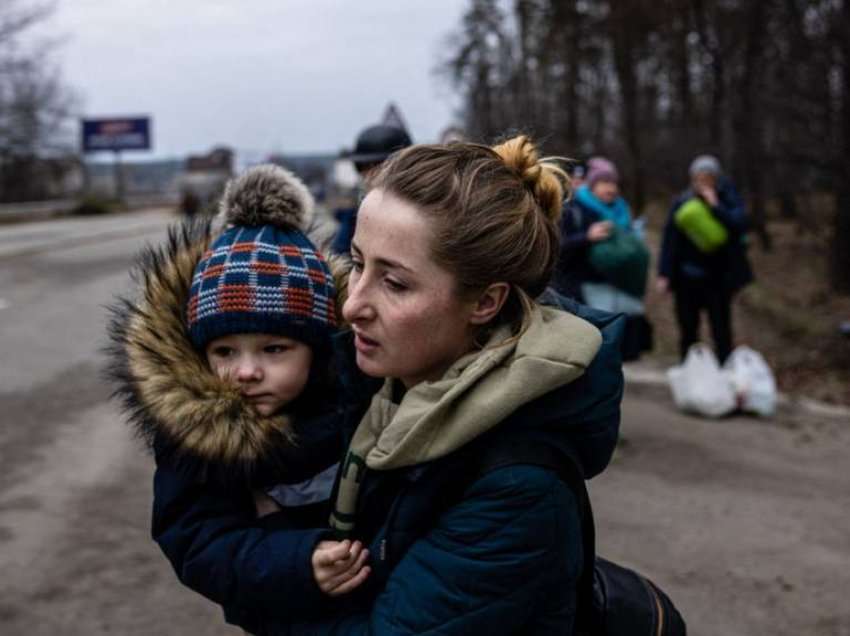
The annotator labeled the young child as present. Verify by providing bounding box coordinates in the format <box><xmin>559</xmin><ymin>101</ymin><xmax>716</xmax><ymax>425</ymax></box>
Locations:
<box><xmin>107</xmin><ymin>165</ymin><xmax>369</xmax><ymax>629</ymax></box>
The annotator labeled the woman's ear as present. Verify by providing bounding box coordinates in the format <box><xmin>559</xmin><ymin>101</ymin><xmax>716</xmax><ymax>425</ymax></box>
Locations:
<box><xmin>469</xmin><ymin>282</ymin><xmax>510</xmax><ymax>325</ymax></box>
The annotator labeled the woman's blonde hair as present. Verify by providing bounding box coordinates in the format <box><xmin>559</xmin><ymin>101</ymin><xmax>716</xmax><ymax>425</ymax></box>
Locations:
<box><xmin>367</xmin><ymin>134</ymin><xmax>569</xmax><ymax>332</ymax></box>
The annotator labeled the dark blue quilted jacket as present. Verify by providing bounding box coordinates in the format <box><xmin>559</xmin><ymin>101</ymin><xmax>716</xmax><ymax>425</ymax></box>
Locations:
<box><xmin>153</xmin><ymin>295</ymin><xmax>623</xmax><ymax>635</ymax></box>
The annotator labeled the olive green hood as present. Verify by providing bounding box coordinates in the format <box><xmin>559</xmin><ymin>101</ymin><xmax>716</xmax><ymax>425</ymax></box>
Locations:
<box><xmin>359</xmin><ymin>304</ymin><xmax>603</xmax><ymax>470</ymax></box>
<box><xmin>330</xmin><ymin>304</ymin><xmax>601</xmax><ymax>534</ymax></box>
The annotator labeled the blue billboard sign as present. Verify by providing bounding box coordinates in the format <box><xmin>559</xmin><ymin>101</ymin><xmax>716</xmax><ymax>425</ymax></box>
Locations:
<box><xmin>82</xmin><ymin>117</ymin><xmax>151</xmax><ymax>153</ymax></box>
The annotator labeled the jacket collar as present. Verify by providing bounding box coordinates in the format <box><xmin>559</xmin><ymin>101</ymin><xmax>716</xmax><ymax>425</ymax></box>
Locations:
<box><xmin>354</xmin><ymin>305</ymin><xmax>602</xmax><ymax>471</ymax></box>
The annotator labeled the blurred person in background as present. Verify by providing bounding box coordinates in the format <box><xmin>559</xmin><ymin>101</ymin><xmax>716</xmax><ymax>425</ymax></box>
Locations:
<box><xmin>331</xmin><ymin>124</ymin><xmax>412</xmax><ymax>255</ymax></box>
<box><xmin>553</xmin><ymin>156</ymin><xmax>651</xmax><ymax>361</ymax></box>
<box><xmin>657</xmin><ymin>154</ymin><xmax>753</xmax><ymax>363</ymax></box>
<box><xmin>552</xmin><ymin>159</ymin><xmax>611</xmax><ymax>301</ymax></box>
<box><xmin>573</xmin><ymin>157</ymin><xmax>632</xmax><ymax>233</ymax></box>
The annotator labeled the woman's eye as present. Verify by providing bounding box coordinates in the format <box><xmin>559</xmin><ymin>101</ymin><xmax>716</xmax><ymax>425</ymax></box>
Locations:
<box><xmin>384</xmin><ymin>277</ymin><xmax>407</xmax><ymax>292</ymax></box>
<box><xmin>350</xmin><ymin>259</ymin><xmax>364</xmax><ymax>272</ymax></box>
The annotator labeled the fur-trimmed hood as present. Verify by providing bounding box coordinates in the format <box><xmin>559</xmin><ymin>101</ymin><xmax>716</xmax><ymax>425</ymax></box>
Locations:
<box><xmin>105</xmin><ymin>219</ymin><xmax>348</xmax><ymax>486</ymax></box>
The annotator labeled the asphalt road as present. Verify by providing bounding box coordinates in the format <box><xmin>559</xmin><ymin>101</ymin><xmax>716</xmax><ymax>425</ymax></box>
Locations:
<box><xmin>0</xmin><ymin>210</ymin><xmax>847</xmax><ymax>635</ymax></box>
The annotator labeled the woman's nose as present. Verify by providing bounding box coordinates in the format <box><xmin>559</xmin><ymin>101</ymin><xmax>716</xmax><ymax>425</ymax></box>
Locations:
<box><xmin>342</xmin><ymin>275</ymin><xmax>375</xmax><ymax>324</ymax></box>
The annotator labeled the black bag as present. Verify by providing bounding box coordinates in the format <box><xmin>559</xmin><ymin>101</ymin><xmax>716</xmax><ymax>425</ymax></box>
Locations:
<box><xmin>470</xmin><ymin>440</ymin><xmax>687</xmax><ymax>636</ymax></box>
<box><xmin>590</xmin><ymin>557</ymin><xmax>684</xmax><ymax>636</ymax></box>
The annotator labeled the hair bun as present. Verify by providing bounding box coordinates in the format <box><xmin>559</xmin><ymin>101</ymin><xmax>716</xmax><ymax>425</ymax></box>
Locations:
<box><xmin>217</xmin><ymin>164</ymin><xmax>315</xmax><ymax>230</ymax></box>
<box><xmin>492</xmin><ymin>135</ymin><xmax>568</xmax><ymax>223</ymax></box>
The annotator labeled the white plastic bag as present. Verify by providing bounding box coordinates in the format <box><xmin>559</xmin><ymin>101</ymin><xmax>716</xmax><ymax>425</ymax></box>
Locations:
<box><xmin>722</xmin><ymin>346</ymin><xmax>777</xmax><ymax>417</ymax></box>
<box><xmin>667</xmin><ymin>343</ymin><xmax>737</xmax><ymax>417</ymax></box>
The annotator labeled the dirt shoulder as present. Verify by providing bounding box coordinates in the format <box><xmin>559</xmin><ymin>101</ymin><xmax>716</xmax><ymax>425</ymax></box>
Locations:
<box><xmin>594</xmin><ymin>382</ymin><xmax>850</xmax><ymax>636</ymax></box>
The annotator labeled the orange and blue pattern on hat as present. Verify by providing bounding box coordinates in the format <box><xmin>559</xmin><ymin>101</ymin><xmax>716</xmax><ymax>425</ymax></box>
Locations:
<box><xmin>186</xmin><ymin>224</ymin><xmax>337</xmax><ymax>350</ymax></box>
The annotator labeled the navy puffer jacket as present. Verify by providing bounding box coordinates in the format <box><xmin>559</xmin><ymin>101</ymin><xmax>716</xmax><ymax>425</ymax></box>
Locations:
<box><xmin>153</xmin><ymin>295</ymin><xmax>623</xmax><ymax>635</ymax></box>
<box><xmin>551</xmin><ymin>200</ymin><xmax>604</xmax><ymax>301</ymax></box>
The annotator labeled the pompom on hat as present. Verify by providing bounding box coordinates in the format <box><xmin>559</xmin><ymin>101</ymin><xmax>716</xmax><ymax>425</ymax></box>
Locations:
<box><xmin>186</xmin><ymin>165</ymin><xmax>337</xmax><ymax>352</ymax></box>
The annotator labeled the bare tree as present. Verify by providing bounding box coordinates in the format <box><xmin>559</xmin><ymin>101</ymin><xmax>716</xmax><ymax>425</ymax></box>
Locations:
<box><xmin>735</xmin><ymin>0</ymin><xmax>770</xmax><ymax>249</ymax></box>
<box><xmin>0</xmin><ymin>0</ymin><xmax>78</xmax><ymax>201</ymax></box>
<box><xmin>833</xmin><ymin>0</ymin><xmax>850</xmax><ymax>292</ymax></box>
<box><xmin>441</xmin><ymin>0</ymin><xmax>850</xmax><ymax>292</ymax></box>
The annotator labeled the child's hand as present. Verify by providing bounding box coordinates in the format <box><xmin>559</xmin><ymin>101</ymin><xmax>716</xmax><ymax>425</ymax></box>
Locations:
<box><xmin>312</xmin><ymin>539</ymin><xmax>371</xmax><ymax>596</ymax></box>
<box><xmin>253</xmin><ymin>490</ymin><xmax>282</xmax><ymax>518</ymax></box>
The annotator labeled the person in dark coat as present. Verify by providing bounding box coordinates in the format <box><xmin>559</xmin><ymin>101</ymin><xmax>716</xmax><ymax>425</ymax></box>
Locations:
<box><xmin>331</xmin><ymin>124</ymin><xmax>412</xmax><ymax>256</ymax></box>
<box><xmin>140</xmin><ymin>136</ymin><xmax>624</xmax><ymax>635</ymax></box>
<box><xmin>552</xmin><ymin>157</ymin><xmax>651</xmax><ymax>361</ymax></box>
<box><xmin>657</xmin><ymin>154</ymin><xmax>754</xmax><ymax>363</ymax></box>
<box><xmin>551</xmin><ymin>158</ymin><xmax>627</xmax><ymax>302</ymax></box>
<box><xmin>552</xmin><ymin>160</ymin><xmax>600</xmax><ymax>300</ymax></box>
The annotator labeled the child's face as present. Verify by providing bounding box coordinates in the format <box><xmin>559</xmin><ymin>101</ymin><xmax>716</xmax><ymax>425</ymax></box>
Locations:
<box><xmin>205</xmin><ymin>333</ymin><xmax>313</xmax><ymax>416</ymax></box>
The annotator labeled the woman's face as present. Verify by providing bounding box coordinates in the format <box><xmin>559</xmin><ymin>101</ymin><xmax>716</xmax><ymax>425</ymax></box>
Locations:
<box><xmin>591</xmin><ymin>179</ymin><xmax>619</xmax><ymax>204</ymax></box>
<box><xmin>343</xmin><ymin>189</ymin><xmax>480</xmax><ymax>388</ymax></box>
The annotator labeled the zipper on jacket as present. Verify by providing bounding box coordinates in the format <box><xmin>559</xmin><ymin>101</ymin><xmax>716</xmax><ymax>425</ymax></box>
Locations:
<box><xmin>379</xmin><ymin>539</ymin><xmax>387</xmax><ymax>562</ymax></box>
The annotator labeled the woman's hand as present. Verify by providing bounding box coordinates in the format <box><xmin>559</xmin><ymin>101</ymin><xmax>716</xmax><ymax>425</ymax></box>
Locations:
<box><xmin>695</xmin><ymin>183</ymin><xmax>719</xmax><ymax>207</ymax></box>
<box><xmin>587</xmin><ymin>221</ymin><xmax>613</xmax><ymax>242</ymax></box>
<box><xmin>312</xmin><ymin>539</ymin><xmax>371</xmax><ymax>596</ymax></box>
<box><xmin>655</xmin><ymin>276</ymin><xmax>670</xmax><ymax>295</ymax></box>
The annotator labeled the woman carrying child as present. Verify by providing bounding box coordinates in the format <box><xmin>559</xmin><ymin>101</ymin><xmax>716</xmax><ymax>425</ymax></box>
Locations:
<box><xmin>109</xmin><ymin>135</ymin><xmax>624</xmax><ymax>635</ymax></box>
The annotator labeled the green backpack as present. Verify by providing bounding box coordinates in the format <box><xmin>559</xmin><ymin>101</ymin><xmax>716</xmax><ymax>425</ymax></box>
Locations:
<box><xmin>674</xmin><ymin>198</ymin><xmax>728</xmax><ymax>253</ymax></box>
<box><xmin>587</xmin><ymin>228</ymin><xmax>650</xmax><ymax>298</ymax></box>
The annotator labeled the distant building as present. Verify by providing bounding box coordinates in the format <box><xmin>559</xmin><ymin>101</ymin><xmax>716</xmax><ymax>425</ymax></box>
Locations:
<box><xmin>86</xmin><ymin>159</ymin><xmax>183</xmax><ymax>198</ymax></box>
<box><xmin>176</xmin><ymin>146</ymin><xmax>235</xmax><ymax>215</ymax></box>
<box><xmin>185</xmin><ymin>146</ymin><xmax>233</xmax><ymax>173</ymax></box>
<box><xmin>0</xmin><ymin>155</ymin><xmax>85</xmax><ymax>203</ymax></box>
<box><xmin>266</xmin><ymin>153</ymin><xmax>337</xmax><ymax>202</ymax></box>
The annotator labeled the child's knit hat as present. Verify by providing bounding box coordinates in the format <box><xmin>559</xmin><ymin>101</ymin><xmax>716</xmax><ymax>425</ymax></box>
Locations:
<box><xmin>186</xmin><ymin>165</ymin><xmax>337</xmax><ymax>352</ymax></box>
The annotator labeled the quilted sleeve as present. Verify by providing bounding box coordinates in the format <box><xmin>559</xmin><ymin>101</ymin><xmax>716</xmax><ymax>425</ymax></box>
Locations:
<box><xmin>152</xmin><ymin>461</ymin><xmax>332</xmax><ymax>630</ymax></box>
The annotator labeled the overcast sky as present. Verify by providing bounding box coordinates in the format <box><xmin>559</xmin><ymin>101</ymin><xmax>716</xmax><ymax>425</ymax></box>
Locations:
<box><xmin>37</xmin><ymin>1</ymin><xmax>467</xmax><ymax>160</ymax></box>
